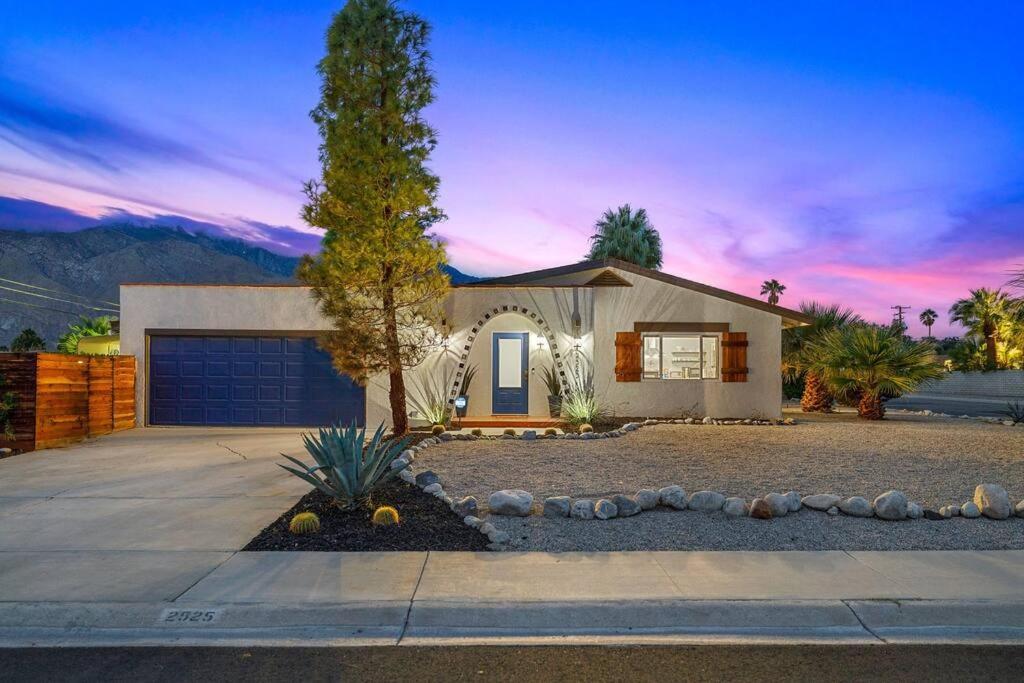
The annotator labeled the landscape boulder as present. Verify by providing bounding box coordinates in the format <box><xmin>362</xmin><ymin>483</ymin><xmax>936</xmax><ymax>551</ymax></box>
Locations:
<box><xmin>838</xmin><ymin>496</ymin><xmax>873</xmax><ymax>518</ymax></box>
<box><xmin>873</xmin><ymin>490</ymin><xmax>908</xmax><ymax>521</ymax></box>
<box><xmin>802</xmin><ymin>493</ymin><xmax>842</xmax><ymax>511</ymax></box>
<box><xmin>415</xmin><ymin>471</ymin><xmax>440</xmax><ymax>488</ymax></box>
<box><xmin>611</xmin><ymin>494</ymin><xmax>642</xmax><ymax>517</ymax></box>
<box><xmin>723</xmin><ymin>497</ymin><xmax>748</xmax><ymax>518</ymax></box>
<box><xmin>749</xmin><ymin>498</ymin><xmax>772</xmax><ymax>519</ymax></box>
<box><xmin>571</xmin><ymin>499</ymin><xmax>596</xmax><ymax>520</ymax></box>
<box><xmin>463</xmin><ymin>515</ymin><xmax>482</xmax><ymax>529</ymax></box>
<box><xmin>764</xmin><ymin>492</ymin><xmax>790</xmax><ymax>517</ymax></box>
<box><xmin>658</xmin><ymin>485</ymin><xmax>688</xmax><ymax>510</ymax></box>
<box><xmin>923</xmin><ymin>509</ymin><xmax>945</xmax><ymax>521</ymax></box>
<box><xmin>488</xmin><ymin>489</ymin><xmax>534</xmax><ymax>516</ymax></box>
<box><xmin>907</xmin><ymin>502</ymin><xmax>923</xmax><ymax>519</ymax></box>
<box><xmin>635</xmin><ymin>489</ymin><xmax>660</xmax><ymax>510</ymax></box>
<box><xmin>973</xmin><ymin>484</ymin><xmax>1011</xmax><ymax>520</ymax></box>
<box><xmin>961</xmin><ymin>501</ymin><xmax>982</xmax><ymax>518</ymax></box>
<box><xmin>939</xmin><ymin>505</ymin><xmax>959</xmax><ymax>518</ymax></box>
<box><xmin>453</xmin><ymin>496</ymin><xmax>478</xmax><ymax>518</ymax></box>
<box><xmin>784</xmin><ymin>491</ymin><xmax>801</xmax><ymax>512</ymax></box>
<box><xmin>1016</xmin><ymin>500</ymin><xmax>1024</xmax><ymax>518</ymax></box>
<box><xmin>594</xmin><ymin>499</ymin><xmax>618</xmax><ymax>520</ymax></box>
<box><xmin>688</xmin><ymin>490</ymin><xmax>726</xmax><ymax>512</ymax></box>
<box><xmin>521</xmin><ymin>430</ymin><xmax>537</xmax><ymax>441</ymax></box>
<box><xmin>543</xmin><ymin>496</ymin><xmax>572</xmax><ymax>518</ymax></box>
<box><xmin>423</xmin><ymin>483</ymin><xmax>443</xmax><ymax>494</ymax></box>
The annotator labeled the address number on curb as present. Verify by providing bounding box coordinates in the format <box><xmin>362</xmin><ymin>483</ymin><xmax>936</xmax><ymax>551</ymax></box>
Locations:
<box><xmin>157</xmin><ymin>608</ymin><xmax>224</xmax><ymax>625</ymax></box>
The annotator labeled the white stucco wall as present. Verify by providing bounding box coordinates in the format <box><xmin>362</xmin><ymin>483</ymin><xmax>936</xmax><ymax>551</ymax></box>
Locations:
<box><xmin>120</xmin><ymin>284</ymin><xmax>330</xmax><ymax>426</ymax></box>
<box><xmin>591</xmin><ymin>268</ymin><xmax>783</xmax><ymax>419</ymax></box>
<box><xmin>121</xmin><ymin>271</ymin><xmax>783</xmax><ymax>427</ymax></box>
<box><xmin>393</xmin><ymin>286</ymin><xmax>594</xmax><ymax>424</ymax></box>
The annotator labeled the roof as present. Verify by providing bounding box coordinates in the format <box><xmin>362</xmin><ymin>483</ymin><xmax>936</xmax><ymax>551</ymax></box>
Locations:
<box><xmin>459</xmin><ymin>258</ymin><xmax>813</xmax><ymax>326</ymax></box>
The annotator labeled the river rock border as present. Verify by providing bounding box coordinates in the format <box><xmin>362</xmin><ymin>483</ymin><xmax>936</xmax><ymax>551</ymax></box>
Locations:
<box><xmin>395</xmin><ymin>424</ymin><xmax>1022</xmax><ymax>551</ymax></box>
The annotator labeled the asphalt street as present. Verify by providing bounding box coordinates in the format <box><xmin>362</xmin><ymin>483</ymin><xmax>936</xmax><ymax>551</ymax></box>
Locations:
<box><xmin>3</xmin><ymin>645</ymin><xmax>1023</xmax><ymax>682</ymax></box>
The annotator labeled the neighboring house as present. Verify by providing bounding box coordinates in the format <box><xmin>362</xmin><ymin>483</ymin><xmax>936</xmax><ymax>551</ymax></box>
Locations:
<box><xmin>120</xmin><ymin>259</ymin><xmax>811</xmax><ymax>428</ymax></box>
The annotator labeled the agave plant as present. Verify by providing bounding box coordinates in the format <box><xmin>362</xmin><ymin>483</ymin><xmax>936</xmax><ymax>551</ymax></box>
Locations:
<box><xmin>561</xmin><ymin>361</ymin><xmax>608</xmax><ymax>427</ymax></box>
<box><xmin>407</xmin><ymin>368</ymin><xmax>453</xmax><ymax>426</ymax></box>
<box><xmin>279</xmin><ymin>422</ymin><xmax>411</xmax><ymax>509</ymax></box>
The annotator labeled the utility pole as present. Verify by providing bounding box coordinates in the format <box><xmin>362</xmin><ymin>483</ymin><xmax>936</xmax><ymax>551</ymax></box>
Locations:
<box><xmin>891</xmin><ymin>305</ymin><xmax>911</xmax><ymax>332</ymax></box>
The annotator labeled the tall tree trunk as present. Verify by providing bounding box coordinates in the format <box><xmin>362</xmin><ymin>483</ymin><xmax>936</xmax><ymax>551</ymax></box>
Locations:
<box><xmin>985</xmin><ymin>326</ymin><xmax>998</xmax><ymax>369</ymax></box>
<box><xmin>801</xmin><ymin>372</ymin><xmax>833</xmax><ymax>412</ymax></box>
<box><xmin>382</xmin><ymin>280</ymin><xmax>408</xmax><ymax>435</ymax></box>
<box><xmin>857</xmin><ymin>392</ymin><xmax>885</xmax><ymax>420</ymax></box>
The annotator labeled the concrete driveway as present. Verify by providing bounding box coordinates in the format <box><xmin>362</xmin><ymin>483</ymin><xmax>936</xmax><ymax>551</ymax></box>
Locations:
<box><xmin>0</xmin><ymin>428</ymin><xmax>308</xmax><ymax>602</ymax></box>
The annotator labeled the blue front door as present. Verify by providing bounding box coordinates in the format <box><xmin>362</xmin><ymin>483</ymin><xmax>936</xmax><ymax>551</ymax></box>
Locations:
<box><xmin>492</xmin><ymin>332</ymin><xmax>529</xmax><ymax>414</ymax></box>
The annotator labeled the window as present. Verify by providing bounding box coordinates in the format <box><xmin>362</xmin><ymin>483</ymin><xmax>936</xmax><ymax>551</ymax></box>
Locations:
<box><xmin>641</xmin><ymin>334</ymin><xmax>720</xmax><ymax>380</ymax></box>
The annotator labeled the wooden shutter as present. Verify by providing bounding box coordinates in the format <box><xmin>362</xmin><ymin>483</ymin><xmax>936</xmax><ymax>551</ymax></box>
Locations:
<box><xmin>614</xmin><ymin>331</ymin><xmax>642</xmax><ymax>382</ymax></box>
<box><xmin>721</xmin><ymin>332</ymin><xmax>748</xmax><ymax>383</ymax></box>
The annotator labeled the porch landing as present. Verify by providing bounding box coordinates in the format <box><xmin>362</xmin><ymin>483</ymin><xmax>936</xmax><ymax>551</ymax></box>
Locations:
<box><xmin>453</xmin><ymin>416</ymin><xmax>562</xmax><ymax>428</ymax></box>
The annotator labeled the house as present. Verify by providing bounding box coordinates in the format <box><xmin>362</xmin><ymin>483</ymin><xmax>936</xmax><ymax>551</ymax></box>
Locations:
<box><xmin>119</xmin><ymin>259</ymin><xmax>811</xmax><ymax>428</ymax></box>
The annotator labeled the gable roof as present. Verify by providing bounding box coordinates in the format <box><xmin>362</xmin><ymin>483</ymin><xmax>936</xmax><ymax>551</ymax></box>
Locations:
<box><xmin>458</xmin><ymin>258</ymin><xmax>812</xmax><ymax>326</ymax></box>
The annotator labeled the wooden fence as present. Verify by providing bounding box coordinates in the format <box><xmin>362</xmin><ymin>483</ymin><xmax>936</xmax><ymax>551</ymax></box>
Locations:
<box><xmin>0</xmin><ymin>353</ymin><xmax>136</xmax><ymax>453</ymax></box>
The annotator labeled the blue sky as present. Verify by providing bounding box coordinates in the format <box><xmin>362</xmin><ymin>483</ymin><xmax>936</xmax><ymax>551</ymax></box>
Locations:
<box><xmin>2</xmin><ymin>1</ymin><xmax>1023</xmax><ymax>335</ymax></box>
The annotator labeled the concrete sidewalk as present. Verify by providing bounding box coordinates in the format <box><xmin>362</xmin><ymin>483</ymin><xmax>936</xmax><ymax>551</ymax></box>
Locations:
<box><xmin>2</xmin><ymin>550</ymin><xmax>1023</xmax><ymax>646</ymax></box>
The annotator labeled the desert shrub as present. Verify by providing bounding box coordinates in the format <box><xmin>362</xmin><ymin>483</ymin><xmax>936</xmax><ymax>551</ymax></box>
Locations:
<box><xmin>279</xmin><ymin>422</ymin><xmax>411</xmax><ymax>509</ymax></box>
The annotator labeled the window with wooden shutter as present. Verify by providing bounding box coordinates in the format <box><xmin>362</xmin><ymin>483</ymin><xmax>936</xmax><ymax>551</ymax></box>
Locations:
<box><xmin>614</xmin><ymin>331</ymin><xmax>642</xmax><ymax>382</ymax></box>
<box><xmin>721</xmin><ymin>332</ymin><xmax>748</xmax><ymax>382</ymax></box>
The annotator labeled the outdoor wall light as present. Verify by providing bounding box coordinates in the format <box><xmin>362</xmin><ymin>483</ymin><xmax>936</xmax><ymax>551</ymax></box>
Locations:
<box><xmin>571</xmin><ymin>311</ymin><xmax>582</xmax><ymax>339</ymax></box>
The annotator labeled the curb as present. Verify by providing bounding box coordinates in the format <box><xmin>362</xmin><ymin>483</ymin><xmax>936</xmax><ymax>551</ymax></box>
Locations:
<box><xmin>3</xmin><ymin>599</ymin><xmax>1021</xmax><ymax>647</ymax></box>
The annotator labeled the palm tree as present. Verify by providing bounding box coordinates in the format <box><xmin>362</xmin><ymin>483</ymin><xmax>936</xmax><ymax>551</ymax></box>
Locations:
<box><xmin>807</xmin><ymin>325</ymin><xmax>944</xmax><ymax>420</ymax></box>
<box><xmin>760</xmin><ymin>279</ymin><xmax>786</xmax><ymax>306</ymax></box>
<box><xmin>782</xmin><ymin>302</ymin><xmax>863</xmax><ymax>413</ymax></box>
<box><xmin>918</xmin><ymin>308</ymin><xmax>937</xmax><ymax>338</ymax></box>
<box><xmin>586</xmin><ymin>205</ymin><xmax>663</xmax><ymax>269</ymax></box>
<box><xmin>10</xmin><ymin>328</ymin><xmax>46</xmax><ymax>352</ymax></box>
<box><xmin>57</xmin><ymin>316</ymin><xmax>112</xmax><ymax>354</ymax></box>
<box><xmin>949</xmin><ymin>289</ymin><xmax>1014</xmax><ymax>369</ymax></box>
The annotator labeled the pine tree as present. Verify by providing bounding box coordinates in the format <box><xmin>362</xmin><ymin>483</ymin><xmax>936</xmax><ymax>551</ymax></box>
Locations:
<box><xmin>299</xmin><ymin>0</ymin><xmax>450</xmax><ymax>435</ymax></box>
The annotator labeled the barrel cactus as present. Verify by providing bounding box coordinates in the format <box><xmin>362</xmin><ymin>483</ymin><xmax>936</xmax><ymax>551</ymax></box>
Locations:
<box><xmin>289</xmin><ymin>511</ymin><xmax>321</xmax><ymax>535</ymax></box>
<box><xmin>544</xmin><ymin>427</ymin><xmax>557</xmax><ymax>436</ymax></box>
<box><xmin>470</xmin><ymin>428</ymin><xmax>483</xmax><ymax>437</ymax></box>
<box><xmin>372</xmin><ymin>505</ymin><xmax>400</xmax><ymax>526</ymax></box>
<box><xmin>503</xmin><ymin>428</ymin><xmax>516</xmax><ymax>436</ymax></box>
<box><xmin>430</xmin><ymin>424</ymin><xmax>445</xmax><ymax>436</ymax></box>
<box><xmin>579</xmin><ymin>423</ymin><xmax>593</xmax><ymax>433</ymax></box>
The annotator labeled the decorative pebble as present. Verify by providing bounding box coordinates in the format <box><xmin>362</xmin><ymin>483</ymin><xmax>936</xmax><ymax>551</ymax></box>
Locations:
<box><xmin>543</xmin><ymin>496</ymin><xmax>571</xmax><ymax>518</ymax></box>
<box><xmin>961</xmin><ymin>501</ymin><xmax>982</xmax><ymax>518</ymax></box>
<box><xmin>688</xmin><ymin>490</ymin><xmax>726</xmax><ymax>512</ymax></box>
<box><xmin>658</xmin><ymin>485</ymin><xmax>688</xmax><ymax>510</ymax></box>
<box><xmin>488</xmin><ymin>489</ymin><xmax>534</xmax><ymax>516</ymax></box>
<box><xmin>594</xmin><ymin>499</ymin><xmax>618</xmax><ymax>520</ymax></box>
<box><xmin>571</xmin><ymin>499</ymin><xmax>596</xmax><ymax>520</ymax></box>
<box><xmin>635</xmin><ymin>489</ymin><xmax>660</xmax><ymax>510</ymax></box>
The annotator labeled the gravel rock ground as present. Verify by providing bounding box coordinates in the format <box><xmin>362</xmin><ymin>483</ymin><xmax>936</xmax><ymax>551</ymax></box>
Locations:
<box><xmin>412</xmin><ymin>409</ymin><xmax>1024</xmax><ymax>551</ymax></box>
<box><xmin>487</xmin><ymin>508</ymin><xmax>1024</xmax><ymax>551</ymax></box>
<box><xmin>414</xmin><ymin>410</ymin><xmax>1024</xmax><ymax>509</ymax></box>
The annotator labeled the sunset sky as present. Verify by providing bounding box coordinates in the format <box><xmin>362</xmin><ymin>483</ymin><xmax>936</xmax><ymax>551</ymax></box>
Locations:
<box><xmin>2</xmin><ymin>1</ymin><xmax>1023</xmax><ymax>336</ymax></box>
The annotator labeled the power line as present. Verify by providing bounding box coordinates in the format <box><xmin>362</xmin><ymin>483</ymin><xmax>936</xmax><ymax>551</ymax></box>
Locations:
<box><xmin>0</xmin><ymin>277</ymin><xmax>120</xmax><ymax>308</ymax></box>
<box><xmin>0</xmin><ymin>295</ymin><xmax>88</xmax><ymax>318</ymax></box>
<box><xmin>0</xmin><ymin>284</ymin><xmax>119</xmax><ymax>313</ymax></box>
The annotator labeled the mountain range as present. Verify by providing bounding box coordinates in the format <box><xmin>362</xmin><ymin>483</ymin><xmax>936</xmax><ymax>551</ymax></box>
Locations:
<box><xmin>0</xmin><ymin>225</ymin><xmax>477</xmax><ymax>347</ymax></box>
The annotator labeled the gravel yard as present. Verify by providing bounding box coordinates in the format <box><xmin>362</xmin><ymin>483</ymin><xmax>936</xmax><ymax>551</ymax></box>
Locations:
<box><xmin>413</xmin><ymin>409</ymin><xmax>1024</xmax><ymax>551</ymax></box>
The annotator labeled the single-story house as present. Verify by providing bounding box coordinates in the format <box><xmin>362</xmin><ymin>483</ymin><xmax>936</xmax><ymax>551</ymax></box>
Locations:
<box><xmin>120</xmin><ymin>258</ymin><xmax>811</xmax><ymax>428</ymax></box>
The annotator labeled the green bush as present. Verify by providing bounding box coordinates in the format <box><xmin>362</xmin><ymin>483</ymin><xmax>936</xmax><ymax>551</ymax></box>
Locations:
<box><xmin>279</xmin><ymin>422</ymin><xmax>411</xmax><ymax>509</ymax></box>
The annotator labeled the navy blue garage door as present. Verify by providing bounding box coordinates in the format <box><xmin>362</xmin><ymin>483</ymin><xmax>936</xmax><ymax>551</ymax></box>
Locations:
<box><xmin>149</xmin><ymin>335</ymin><xmax>364</xmax><ymax>426</ymax></box>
